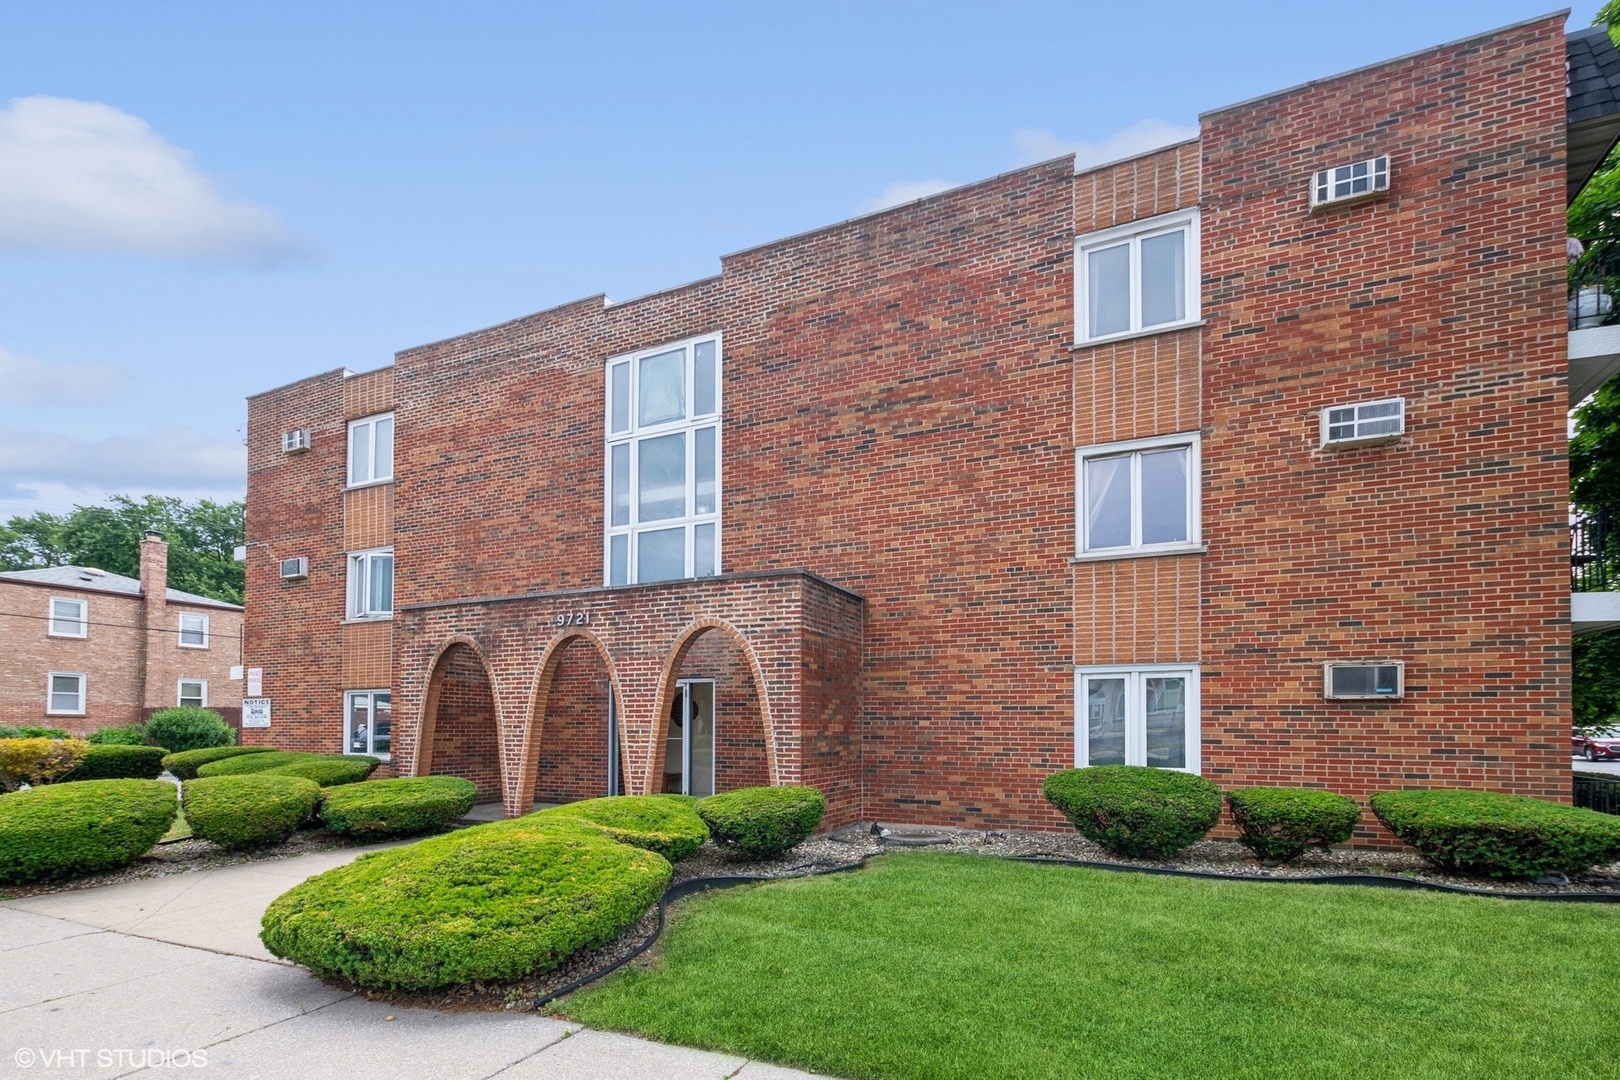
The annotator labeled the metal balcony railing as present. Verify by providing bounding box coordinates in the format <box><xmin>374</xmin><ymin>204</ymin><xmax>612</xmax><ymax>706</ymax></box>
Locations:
<box><xmin>1572</xmin><ymin>238</ymin><xmax>1620</xmax><ymax>330</ymax></box>
<box><xmin>1573</xmin><ymin>505</ymin><xmax>1620</xmax><ymax>591</ymax></box>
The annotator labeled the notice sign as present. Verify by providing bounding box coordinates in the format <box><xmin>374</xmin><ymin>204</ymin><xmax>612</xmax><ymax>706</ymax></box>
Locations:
<box><xmin>247</xmin><ymin>668</ymin><xmax>263</xmax><ymax>696</ymax></box>
<box><xmin>242</xmin><ymin>698</ymin><xmax>271</xmax><ymax>729</ymax></box>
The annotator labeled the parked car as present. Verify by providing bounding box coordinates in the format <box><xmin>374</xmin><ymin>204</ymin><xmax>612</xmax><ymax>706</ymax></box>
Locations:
<box><xmin>1573</xmin><ymin>728</ymin><xmax>1620</xmax><ymax>761</ymax></box>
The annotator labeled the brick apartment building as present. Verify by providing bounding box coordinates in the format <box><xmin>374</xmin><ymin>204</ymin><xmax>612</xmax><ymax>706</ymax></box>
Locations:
<box><xmin>0</xmin><ymin>534</ymin><xmax>244</xmax><ymax>735</ymax></box>
<box><xmin>244</xmin><ymin>13</ymin><xmax>1620</xmax><ymax>838</ymax></box>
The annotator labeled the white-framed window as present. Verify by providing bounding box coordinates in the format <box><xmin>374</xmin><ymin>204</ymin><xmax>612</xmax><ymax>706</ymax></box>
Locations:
<box><xmin>1076</xmin><ymin>210</ymin><xmax>1200</xmax><ymax>344</ymax></box>
<box><xmin>1323</xmin><ymin>662</ymin><xmax>1404</xmax><ymax>700</ymax></box>
<box><xmin>1321</xmin><ymin>397</ymin><xmax>1404</xmax><ymax>448</ymax></box>
<box><xmin>48</xmin><ymin>597</ymin><xmax>87</xmax><ymax>638</ymax></box>
<box><xmin>346</xmin><ymin>548</ymin><xmax>394</xmax><ymax>619</ymax></box>
<box><xmin>178</xmin><ymin>679</ymin><xmax>208</xmax><ymax>708</ymax></box>
<box><xmin>1311</xmin><ymin>155</ymin><xmax>1389</xmax><ymax>208</ymax></box>
<box><xmin>47</xmin><ymin>672</ymin><xmax>86</xmax><ymax>715</ymax></box>
<box><xmin>1076</xmin><ymin>433</ymin><xmax>1200</xmax><ymax>556</ymax></box>
<box><xmin>347</xmin><ymin>413</ymin><xmax>394</xmax><ymax>487</ymax></box>
<box><xmin>345</xmin><ymin>690</ymin><xmax>392</xmax><ymax>758</ymax></box>
<box><xmin>178</xmin><ymin>612</ymin><xmax>209</xmax><ymax>648</ymax></box>
<box><xmin>1075</xmin><ymin>665</ymin><xmax>1200</xmax><ymax>772</ymax></box>
<box><xmin>604</xmin><ymin>333</ymin><xmax>722</xmax><ymax>586</ymax></box>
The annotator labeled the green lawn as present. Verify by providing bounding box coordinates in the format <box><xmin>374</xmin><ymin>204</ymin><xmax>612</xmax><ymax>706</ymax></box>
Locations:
<box><xmin>561</xmin><ymin>852</ymin><xmax>1620</xmax><ymax>1080</ymax></box>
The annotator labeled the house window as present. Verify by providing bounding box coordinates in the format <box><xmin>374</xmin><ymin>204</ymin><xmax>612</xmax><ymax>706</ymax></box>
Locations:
<box><xmin>347</xmin><ymin>413</ymin><xmax>394</xmax><ymax>486</ymax></box>
<box><xmin>47</xmin><ymin>672</ymin><xmax>86</xmax><ymax>715</ymax></box>
<box><xmin>1075</xmin><ymin>665</ymin><xmax>1200</xmax><ymax>772</ymax></box>
<box><xmin>178</xmin><ymin>613</ymin><xmax>209</xmax><ymax>648</ymax></box>
<box><xmin>1076</xmin><ymin>210</ymin><xmax>1200</xmax><ymax>343</ymax></box>
<box><xmin>178</xmin><ymin>679</ymin><xmax>207</xmax><ymax>708</ymax></box>
<box><xmin>346</xmin><ymin>548</ymin><xmax>394</xmax><ymax>619</ymax></box>
<box><xmin>604</xmin><ymin>334</ymin><xmax>722</xmax><ymax>585</ymax></box>
<box><xmin>1076</xmin><ymin>434</ymin><xmax>1200</xmax><ymax>556</ymax></box>
<box><xmin>1321</xmin><ymin>397</ymin><xmax>1404</xmax><ymax>448</ymax></box>
<box><xmin>345</xmin><ymin>690</ymin><xmax>392</xmax><ymax>758</ymax></box>
<box><xmin>48</xmin><ymin>597</ymin><xmax>86</xmax><ymax>638</ymax></box>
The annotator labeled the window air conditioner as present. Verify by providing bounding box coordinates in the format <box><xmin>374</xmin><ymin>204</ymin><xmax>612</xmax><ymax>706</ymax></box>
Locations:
<box><xmin>279</xmin><ymin>557</ymin><xmax>309</xmax><ymax>580</ymax></box>
<box><xmin>282</xmin><ymin>429</ymin><xmax>311</xmax><ymax>453</ymax></box>
<box><xmin>1323</xmin><ymin>662</ymin><xmax>1403</xmax><ymax>700</ymax></box>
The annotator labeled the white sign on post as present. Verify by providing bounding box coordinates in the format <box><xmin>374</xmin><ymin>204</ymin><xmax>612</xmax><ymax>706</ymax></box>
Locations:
<box><xmin>242</xmin><ymin>698</ymin><xmax>271</xmax><ymax>729</ymax></box>
<box><xmin>247</xmin><ymin>668</ymin><xmax>263</xmax><ymax>696</ymax></box>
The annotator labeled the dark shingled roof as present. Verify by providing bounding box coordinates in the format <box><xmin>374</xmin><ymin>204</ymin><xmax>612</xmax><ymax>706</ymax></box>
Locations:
<box><xmin>1569</xmin><ymin>25</ymin><xmax>1620</xmax><ymax>203</ymax></box>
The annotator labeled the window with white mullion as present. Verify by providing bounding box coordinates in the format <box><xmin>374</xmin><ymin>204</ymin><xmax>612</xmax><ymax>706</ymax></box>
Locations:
<box><xmin>1078</xmin><ymin>211</ymin><xmax>1198</xmax><ymax>343</ymax></box>
<box><xmin>1077</xmin><ymin>433</ymin><xmax>1200</xmax><ymax>556</ymax></box>
<box><xmin>1075</xmin><ymin>665</ymin><xmax>1200</xmax><ymax>773</ymax></box>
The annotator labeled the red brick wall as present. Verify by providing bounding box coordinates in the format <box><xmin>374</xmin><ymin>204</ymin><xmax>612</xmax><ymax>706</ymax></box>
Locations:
<box><xmin>677</xmin><ymin>629</ymin><xmax>769</xmax><ymax>794</ymax></box>
<box><xmin>427</xmin><ymin>644</ymin><xmax>501</xmax><ymax>800</ymax></box>
<box><xmin>535</xmin><ymin>638</ymin><xmax>615</xmax><ymax>803</ymax></box>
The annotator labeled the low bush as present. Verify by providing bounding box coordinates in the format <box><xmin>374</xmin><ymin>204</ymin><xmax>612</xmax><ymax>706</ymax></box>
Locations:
<box><xmin>319</xmin><ymin>776</ymin><xmax>478</xmax><ymax>839</ymax></box>
<box><xmin>262</xmin><ymin>756</ymin><xmax>379</xmax><ymax>787</ymax></box>
<box><xmin>162</xmin><ymin>745</ymin><xmax>278</xmax><ymax>780</ymax></box>
<box><xmin>0</xmin><ymin>779</ymin><xmax>177</xmax><ymax>883</ymax></box>
<box><xmin>537</xmin><ymin>795</ymin><xmax>709</xmax><ymax>862</ymax></box>
<box><xmin>0</xmin><ymin>725</ymin><xmax>70</xmax><ymax>739</ymax></box>
<box><xmin>144</xmin><ymin>708</ymin><xmax>234</xmax><ymax>755</ymax></box>
<box><xmin>696</xmin><ymin>785</ymin><xmax>825</xmax><ymax>858</ymax></box>
<box><xmin>1370</xmin><ymin>788</ymin><xmax>1620</xmax><ymax>879</ymax></box>
<box><xmin>60</xmin><ymin>744</ymin><xmax>168</xmax><ymax>782</ymax></box>
<box><xmin>195</xmin><ymin>750</ymin><xmax>318</xmax><ymax>778</ymax></box>
<box><xmin>260</xmin><ymin>818</ymin><xmax>671</xmax><ymax>989</ymax></box>
<box><xmin>86</xmin><ymin>724</ymin><xmax>151</xmax><ymax>746</ymax></box>
<box><xmin>1226</xmin><ymin>787</ymin><xmax>1362</xmax><ymax>862</ymax></box>
<box><xmin>0</xmin><ymin>737</ymin><xmax>90</xmax><ymax>791</ymax></box>
<box><xmin>183</xmin><ymin>774</ymin><xmax>322</xmax><ymax>850</ymax></box>
<box><xmin>1043</xmin><ymin>766</ymin><xmax>1222</xmax><ymax>859</ymax></box>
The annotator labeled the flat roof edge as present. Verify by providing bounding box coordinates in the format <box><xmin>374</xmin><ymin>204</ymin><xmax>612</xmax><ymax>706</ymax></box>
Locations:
<box><xmin>1072</xmin><ymin>137</ymin><xmax>1201</xmax><ymax>179</ymax></box>
<box><xmin>394</xmin><ymin>294</ymin><xmax>609</xmax><ymax>360</ymax></box>
<box><xmin>246</xmin><ymin>366</ymin><xmax>350</xmax><ymax>402</ymax></box>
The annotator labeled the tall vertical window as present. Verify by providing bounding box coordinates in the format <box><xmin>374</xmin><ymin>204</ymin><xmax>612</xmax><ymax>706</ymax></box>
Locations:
<box><xmin>604</xmin><ymin>334</ymin><xmax>722</xmax><ymax>585</ymax></box>
<box><xmin>1076</xmin><ymin>210</ymin><xmax>1199</xmax><ymax>343</ymax></box>
<box><xmin>1076</xmin><ymin>434</ymin><xmax>1200</xmax><ymax>556</ymax></box>
<box><xmin>345</xmin><ymin>690</ymin><xmax>392</xmax><ymax>758</ymax></box>
<box><xmin>178</xmin><ymin>613</ymin><xmax>209</xmax><ymax>648</ymax></box>
<box><xmin>47</xmin><ymin>672</ymin><xmax>86</xmax><ymax>715</ymax></box>
<box><xmin>347</xmin><ymin>413</ymin><xmax>394</xmax><ymax>486</ymax></box>
<box><xmin>48</xmin><ymin>597</ymin><xmax>87</xmax><ymax>637</ymax></box>
<box><xmin>1075</xmin><ymin>666</ymin><xmax>1199</xmax><ymax>772</ymax></box>
<box><xmin>346</xmin><ymin>548</ymin><xmax>394</xmax><ymax>618</ymax></box>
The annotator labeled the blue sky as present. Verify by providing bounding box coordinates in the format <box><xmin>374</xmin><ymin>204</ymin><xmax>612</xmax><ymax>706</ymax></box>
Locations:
<box><xmin>0</xmin><ymin>1</ymin><xmax>1592</xmax><ymax>518</ymax></box>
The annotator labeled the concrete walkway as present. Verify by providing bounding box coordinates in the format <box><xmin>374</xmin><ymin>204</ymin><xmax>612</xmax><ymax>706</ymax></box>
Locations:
<box><xmin>1</xmin><ymin>847</ymin><xmax>819</xmax><ymax>1079</ymax></box>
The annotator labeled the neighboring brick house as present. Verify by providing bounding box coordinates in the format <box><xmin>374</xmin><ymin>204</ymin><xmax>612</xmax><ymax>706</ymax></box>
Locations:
<box><xmin>243</xmin><ymin>14</ymin><xmax>1620</xmax><ymax>839</ymax></box>
<box><xmin>0</xmin><ymin>534</ymin><xmax>244</xmax><ymax>735</ymax></box>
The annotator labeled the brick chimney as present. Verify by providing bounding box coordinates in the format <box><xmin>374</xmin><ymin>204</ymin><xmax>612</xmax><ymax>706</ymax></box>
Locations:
<box><xmin>139</xmin><ymin>532</ymin><xmax>168</xmax><ymax>711</ymax></box>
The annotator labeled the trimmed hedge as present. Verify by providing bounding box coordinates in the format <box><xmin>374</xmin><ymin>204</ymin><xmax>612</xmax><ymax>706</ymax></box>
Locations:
<box><xmin>86</xmin><ymin>724</ymin><xmax>151</xmax><ymax>746</ymax></box>
<box><xmin>183</xmin><ymin>774</ymin><xmax>322</xmax><ymax>850</ymax></box>
<box><xmin>0</xmin><ymin>725</ymin><xmax>69</xmax><ymax>739</ymax></box>
<box><xmin>1227</xmin><ymin>787</ymin><xmax>1362</xmax><ymax>862</ymax></box>
<box><xmin>1043</xmin><ymin>766</ymin><xmax>1222</xmax><ymax>858</ymax></box>
<box><xmin>61</xmin><ymin>744</ymin><xmax>168</xmax><ymax>782</ymax></box>
<box><xmin>320</xmin><ymin>776</ymin><xmax>478</xmax><ymax>839</ymax></box>
<box><xmin>696</xmin><ymin>785</ymin><xmax>825</xmax><ymax>858</ymax></box>
<box><xmin>162</xmin><ymin>744</ymin><xmax>278</xmax><ymax>780</ymax></box>
<box><xmin>260</xmin><ymin>818</ymin><xmax>671</xmax><ymax>989</ymax></box>
<box><xmin>537</xmin><ymin>795</ymin><xmax>709</xmax><ymax>862</ymax></box>
<box><xmin>145</xmin><ymin>708</ymin><xmax>234</xmax><ymax>754</ymax></box>
<box><xmin>1370</xmin><ymin>788</ymin><xmax>1620</xmax><ymax>879</ymax></box>
<box><xmin>0</xmin><ymin>779</ymin><xmax>177</xmax><ymax>883</ymax></box>
<box><xmin>262</xmin><ymin>756</ymin><xmax>380</xmax><ymax>787</ymax></box>
<box><xmin>196</xmin><ymin>750</ymin><xmax>319</xmax><ymax>777</ymax></box>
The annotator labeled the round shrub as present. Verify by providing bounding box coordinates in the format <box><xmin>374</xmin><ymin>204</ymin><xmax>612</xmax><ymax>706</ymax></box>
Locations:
<box><xmin>144</xmin><ymin>708</ymin><xmax>234</xmax><ymax>754</ymax></box>
<box><xmin>696</xmin><ymin>785</ymin><xmax>825</xmax><ymax>858</ymax></box>
<box><xmin>537</xmin><ymin>795</ymin><xmax>709</xmax><ymax>862</ymax></box>
<box><xmin>183</xmin><ymin>774</ymin><xmax>322</xmax><ymax>850</ymax></box>
<box><xmin>86</xmin><ymin>724</ymin><xmax>151</xmax><ymax>746</ymax></box>
<box><xmin>162</xmin><ymin>744</ymin><xmax>278</xmax><ymax>780</ymax></box>
<box><xmin>196</xmin><ymin>750</ymin><xmax>319</xmax><ymax>778</ymax></box>
<box><xmin>0</xmin><ymin>779</ymin><xmax>177</xmax><ymax>884</ymax></box>
<box><xmin>0</xmin><ymin>737</ymin><xmax>90</xmax><ymax>791</ymax></box>
<box><xmin>261</xmin><ymin>818</ymin><xmax>671</xmax><ymax>989</ymax></box>
<box><xmin>320</xmin><ymin>776</ymin><xmax>478</xmax><ymax>839</ymax></box>
<box><xmin>1043</xmin><ymin>766</ymin><xmax>1222</xmax><ymax>859</ymax></box>
<box><xmin>1227</xmin><ymin>787</ymin><xmax>1362</xmax><ymax>862</ymax></box>
<box><xmin>61</xmin><ymin>744</ymin><xmax>168</xmax><ymax>782</ymax></box>
<box><xmin>1370</xmin><ymin>788</ymin><xmax>1620</xmax><ymax>879</ymax></box>
<box><xmin>261</xmin><ymin>756</ymin><xmax>379</xmax><ymax>787</ymax></box>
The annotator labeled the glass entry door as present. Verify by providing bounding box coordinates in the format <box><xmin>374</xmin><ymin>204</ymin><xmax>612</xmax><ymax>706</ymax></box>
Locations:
<box><xmin>661</xmin><ymin>679</ymin><xmax>715</xmax><ymax>796</ymax></box>
<box><xmin>607</xmin><ymin>687</ymin><xmax>622</xmax><ymax>796</ymax></box>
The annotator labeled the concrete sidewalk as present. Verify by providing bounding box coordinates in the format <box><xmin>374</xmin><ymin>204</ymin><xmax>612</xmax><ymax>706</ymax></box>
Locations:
<box><xmin>1</xmin><ymin>849</ymin><xmax>820</xmax><ymax>1079</ymax></box>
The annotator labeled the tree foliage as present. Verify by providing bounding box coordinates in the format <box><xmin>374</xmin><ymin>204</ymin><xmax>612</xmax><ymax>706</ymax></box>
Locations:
<box><xmin>0</xmin><ymin>495</ymin><xmax>243</xmax><ymax>604</ymax></box>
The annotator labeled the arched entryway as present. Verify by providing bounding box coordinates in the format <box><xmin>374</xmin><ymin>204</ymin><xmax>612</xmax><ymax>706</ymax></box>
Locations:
<box><xmin>652</xmin><ymin>621</ymin><xmax>773</xmax><ymax>796</ymax></box>
<box><xmin>533</xmin><ymin>635</ymin><xmax>623</xmax><ymax>803</ymax></box>
<box><xmin>417</xmin><ymin>639</ymin><xmax>502</xmax><ymax>801</ymax></box>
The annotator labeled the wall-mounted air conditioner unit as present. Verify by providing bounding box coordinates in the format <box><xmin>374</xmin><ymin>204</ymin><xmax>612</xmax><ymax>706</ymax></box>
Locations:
<box><xmin>1310</xmin><ymin>155</ymin><xmax>1389</xmax><ymax>209</ymax></box>
<box><xmin>281</xmin><ymin>429</ymin><xmax>311</xmax><ymax>453</ymax></box>
<box><xmin>279</xmin><ymin>557</ymin><xmax>309</xmax><ymax>580</ymax></box>
<box><xmin>1323</xmin><ymin>662</ymin><xmax>1403</xmax><ymax>700</ymax></box>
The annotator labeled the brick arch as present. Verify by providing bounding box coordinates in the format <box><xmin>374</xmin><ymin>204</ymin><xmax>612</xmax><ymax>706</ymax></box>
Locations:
<box><xmin>514</xmin><ymin>629</ymin><xmax>625</xmax><ymax>814</ymax></box>
<box><xmin>414</xmin><ymin>635</ymin><xmax>503</xmax><ymax>800</ymax></box>
<box><xmin>645</xmin><ymin>617</ymin><xmax>778</xmax><ymax>794</ymax></box>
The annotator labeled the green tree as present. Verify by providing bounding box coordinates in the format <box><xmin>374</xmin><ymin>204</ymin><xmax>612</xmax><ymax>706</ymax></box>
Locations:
<box><xmin>0</xmin><ymin>496</ymin><xmax>244</xmax><ymax>605</ymax></box>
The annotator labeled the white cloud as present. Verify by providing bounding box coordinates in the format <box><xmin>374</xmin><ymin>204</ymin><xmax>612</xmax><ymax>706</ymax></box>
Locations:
<box><xmin>0</xmin><ymin>426</ymin><xmax>246</xmax><ymax>496</ymax></box>
<box><xmin>0</xmin><ymin>96</ymin><xmax>306</xmax><ymax>265</ymax></box>
<box><xmin>862</xmin><ymin>178</ymin><xmax>955</xmax><ymax>213</ymax></box>
<box><xmin>0</xmin><ymin>348</ymin><xmax>124</xmax><ymax>405</ymax></box>
<box><xmin>1013</xmin><ymin>119</ymin><xmax>1200</xmax><ymax>171</ymax></box>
